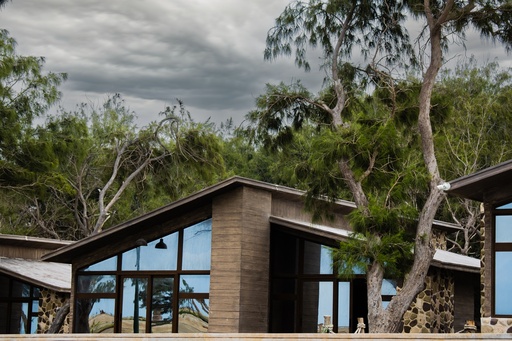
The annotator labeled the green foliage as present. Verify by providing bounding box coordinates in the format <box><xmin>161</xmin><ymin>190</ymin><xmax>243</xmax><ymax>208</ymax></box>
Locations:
<box><xmin>333</xmin><ymin>230</ymin><xmax>414</xmax><ymax>279</ymax></box>
<box><xmin>265</xmin><ymin>0</ymin><xmax>415</xmax><ymax>71</ymax></box>
<box><xmin>0</xmin><ymin>92</ymin><xmax>225</xmax><ymax>239</ymax></box>
<box><xmin>0</xmin><ymin>29</ymin><xmax>67</xmax><ymax>160</ymax></box>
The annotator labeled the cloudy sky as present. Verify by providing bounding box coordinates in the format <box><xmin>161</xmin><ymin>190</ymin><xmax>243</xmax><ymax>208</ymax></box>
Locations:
<box><xmin>2</xmin><ymin>1</ymin><xmax>511</xmax><ymax>127</ymax></box>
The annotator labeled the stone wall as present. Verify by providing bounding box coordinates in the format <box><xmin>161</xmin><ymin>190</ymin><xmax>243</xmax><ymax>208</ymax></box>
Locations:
<box><xmin>38</xmin><ymin>288</ymin><xmax>71</xmax><ymax>333</ymax></box>
<box><xmin>481</xmin><ymin>318</ymin><xmax>512</xmax><ymax>333</ymax></box>
<box><xmin>402</xmin><ymin>269</ymin><xmax>455</xmax><ymax>333</ymax></box>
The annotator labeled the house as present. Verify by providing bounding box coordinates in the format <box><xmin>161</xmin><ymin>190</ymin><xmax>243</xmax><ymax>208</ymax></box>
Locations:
<box><xmin>0</xmin><ymin>234</ymin><xmax>72</xmax><ymax>333</ymax></box>
<box><xmin>447</xmin><ymin>159</ymin><xmax>512</xmax><ymax>333</ymax></box>
<box><xmin>39</xmin><ymin>176</ymin><xmax>479</xmax><ymax>334</ymax></box>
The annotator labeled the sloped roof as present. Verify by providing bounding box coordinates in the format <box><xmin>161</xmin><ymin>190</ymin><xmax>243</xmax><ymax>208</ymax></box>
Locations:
<box><xmin>273</xmin><ymin>216</ymin><xmax>479</xmax><ymax>273</ymax></box>
<box><xmin>448</xmin><ymin>159</ymin><xmax>512</xmax><ymax>204</ymax></box>
<box><xmin>0</xmin><ymin>234</ymin><xmax>72</xmax><ymax>249</ymax></box>
<box><xmin>432</xmin><ymin>249</ymin><xmax>480</xmax><ymax>273</ymax></box>
<box><xmin>0</xmin><ymin>257</ymin><xmax>71</xmax><ymax>292</ymax></box>
<box><xmin>42</xmin><ymin>177</ymin><xmax>356</xmax><ymax>263</ymax></box>
<box><xmin>42</xmin><ymin>176</ymin><xmax>462</xmax><ymax>265</ymax></box>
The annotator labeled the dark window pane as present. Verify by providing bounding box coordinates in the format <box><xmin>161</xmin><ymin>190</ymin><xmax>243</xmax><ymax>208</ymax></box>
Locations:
<box><xmin>77</xmin><ymin>275</ymin><xmax>116</xmax><ymax>294</ymax></box>
<box><xmin>11</xmin><ymin>302</ymin><xmax>28</xmax><ymax>333</ymax></box>
<box><xmin>270</xmin><ymin>299</ymin><xmax>296</xmax><ymax>332</ymax></box>
<box><xmin>304</xmin><ymin>242</ymin><xmax>333</xmax><ymax>274</ymax></box>
<box><xmin>182</xmin><ymin>220</ymin><xmax>212</xmax><ymax>270</ymax></box>
<box><xmin>11</xmin><ymin>281</ymin><xmax>31</xmax><ymax>297</ymax></box>
<box><xmin>179</xmin><ymin>275</ymin><xmax>209</xmax><ymax>294</ymax></box>
<box><xmin>121</xmin><ymin>277</ymin><xmax>148</xmax><ymax>333</ymax></box>
<box><xmin>0</xmin><ymin>302</ymin><xmax>7</xmax><ymax>333</ymax></box>
<box><xmin>75</xmin><ymin>298</ymin><xmax>115</xmax><ymax>333</ymax></box>
<box><xmin>82</xmin><ymin>256</ymin><xmax>118</xmax><ymax>271</ymax></box>
<box><xmin>302</xmin><ymin>281</ymin><xmax>333</xmax><ymax>333</ymax></box>
<box><xmin>496</xmin><ymin>216</ymin><xmax>512</xmax><ymax>242</ymax></box>
<box><xmin>151</xmin><ymin>277</ymin><xmax>174</xmax><ymax>333</ymax></box>
<box><xmin>338</xmin><ymin>282</ymin><xmax>350</xmax><ymax>333</ymax></box>
<box><xmin>495</xmin><ymin>251</ymin><xmax>512</xmax><ymax>315</ymax></box>
<box><xmin>122</xmin><ymin>233</ymin><xmax>178</xmax><ymax>271</ymax></box>
<box><xmin>272</xmin><ymin>278</ymin><xmax>296</xmax><ymax>295</ymax></box>
<box><xmin>271</xmin><ymin>229</ymin><xmax>298</xmax><ymax>275</ymax></box>
<box><xmin>178</xmin><ymin>298</ymin><xmax>209</xmax><ymax>333</ymax></box>
<box><xmin>0</xmin><ymin>275</ymin><xmax>9</xmax><ymax>297</ymax></box>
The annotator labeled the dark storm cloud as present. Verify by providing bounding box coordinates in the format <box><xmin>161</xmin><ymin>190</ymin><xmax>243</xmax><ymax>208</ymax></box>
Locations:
<box><xmin>2</xmin><ymin>1</ymin><xmax>510</xmax><ymax>125</ymax></box>
<box><xmin>1</xmin><ymin>0</ymin><xmax>316</xmax><ymax>124</ymax></box>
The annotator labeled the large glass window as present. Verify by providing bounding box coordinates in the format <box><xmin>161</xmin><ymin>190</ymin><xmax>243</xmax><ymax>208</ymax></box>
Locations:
<box><xmin>494</xmin><ymin>203</ymin><xmax>512</xmax><ymax>316</ymax></box>
<box><xmin>270</xmin><ymin>228</ymin><xmax>359</xmax><ymax>333</ymax></box>
<box><xmin>0</xmin><ymin>275</ymin><xmax>40</xmax><ymax>334</ymax></box>
<box><xmin>74</xmin><ymin>219</ymin><xmax>212</xmax><ymax>333</ymax></box>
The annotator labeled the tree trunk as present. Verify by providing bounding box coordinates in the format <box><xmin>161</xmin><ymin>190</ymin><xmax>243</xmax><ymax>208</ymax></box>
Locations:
<box><xmin>364</xmin><ymin>3</ymin><xmax>448</xmax><ymax>332</ymax></box>
<box><xmin>47</xmin><ymin>300</ymin><xmax>70</xmax><ymax>334</ymax></box>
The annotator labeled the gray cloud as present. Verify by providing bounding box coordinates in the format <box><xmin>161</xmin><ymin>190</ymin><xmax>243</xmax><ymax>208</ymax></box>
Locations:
<box><xmin>2</xmin><ymin>1</ymin><xmax>510</xmax><ymax>126</ymax></box>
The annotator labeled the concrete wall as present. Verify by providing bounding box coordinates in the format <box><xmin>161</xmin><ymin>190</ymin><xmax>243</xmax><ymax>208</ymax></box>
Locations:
<box><xmin>209</xmin><ymin>186</ymin><xmax>272</xmax><ymax>333</ymax></box>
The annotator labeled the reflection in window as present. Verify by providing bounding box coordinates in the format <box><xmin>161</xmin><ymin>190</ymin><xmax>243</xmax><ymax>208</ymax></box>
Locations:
<box><xmin>10</xmin><ymin>302</ymin><xmax>28</xmax><ymax>333</ymax></box>
<box><xmin>497</xmin><ymin>202</ymin><xmax>512</xmax><ymax>209</ymax></box>
<box><xmin>0</xmin><ymin>275</ymin><xmax>40</xmax><ymax>334</ymax></box>
<box><xmin>75</xmin><ymin>298</ymin><xmax>115</xmax><ymax>333</ymax></box>
<box><xmin>82</xmin><ymin>256</ymin><xmax>117</xmax><ymax>271</ymax></box>
<box><xmin>180</xmin><ymin>275</ymin><xmax>210</xmax><ymax>294</ymax></box>
<box><xmin>304</xmin><ymin>242</ymin><xmax>333</xmax><ymax>274</ymax></box>
<box><xmin>122</xmin><ymin>234</ymin><xmax>179</xmax><ymax>271</ymax></box>
<box><xmin>151</xmin><ymin>277</ymin><xmax>173</xmax><ymax>333</ymax></box>
<box><xmin>75</xmin><ymin>219</ymin><xmax>212</xmax><ymax>333</ymax></box>
<box><xmin>77</xmin><ymin>275</ymin><xmax>116</xmax><ymax>293</ymax></box>
<box><xmin>122</xmin><ymin>277</ymin><xmax>148</xmax><ymax>333</ymax></box>
<box><xmin>495</xmin><ymin>252</ymin><xmax>512</xmax><ymax>315</ymax></box>
<box><xmin>302</xmin><ymin>281</ymin><xmax>334</xmax><ymax>332</ymax></box>
<box><xmin>12</xmin><ymin>281</ymin><xmax>31</xmax><ymax>297</ymax></box>
<box><xmin>381</xmin><ymin>279</ymin><xmax>397</xmax><ymax>309</ymax></box>
<box><xmin>495</xmin><ymin>215</ymin><xmax>512</xmax><ymax>242</ymax></box>
<box><xmin>182</xmin><ymin>220</ymin><xmax>212</xmax><ymax>270</ymax></box>
<box><xmin>178</xmin><ymin>298</ymin><xmax>209</xmax><ymax>333</ymax></box>
<box><xmin>182</xmin><ymin>219</ymin><xmax>212</xmax><ymax>270</ymax></box>
<box><xmin>338</xmin><ymin>282</ymin><xmax>350</xmax><ymax>332</ymax></box>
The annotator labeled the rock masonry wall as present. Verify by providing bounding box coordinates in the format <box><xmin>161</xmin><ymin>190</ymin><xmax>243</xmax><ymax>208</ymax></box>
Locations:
<box><xmin>38</xmin><ymin>288</ymin><xmax>70</xmax><ymax>333</ymax></box>
<box><xmin>402</xmin><ymin>269</ymin><xmax>455</xmax><ymax>333</ymax></box>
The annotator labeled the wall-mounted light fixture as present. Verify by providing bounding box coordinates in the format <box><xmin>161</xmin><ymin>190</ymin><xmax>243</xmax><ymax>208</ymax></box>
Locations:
<box><xmin>155</xmin><ymin>238</ymin><xmax>167</xmax><ymax>249</ymax></box>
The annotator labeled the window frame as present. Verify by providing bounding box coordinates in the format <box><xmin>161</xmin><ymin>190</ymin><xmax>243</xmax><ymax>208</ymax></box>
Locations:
<box><xmin>0</xmin><ymin>274</ymin><xmax>40</xmax><ymax>334</ymax></box>
<box><xmin>269</xmin><ymin>226</ymin><xmax>365</xmax><ymax>333</ymax></box>
<box><xmin>74</xmin><ymin>219</ymin><xmax>212</xmax><ymax>333</ymax></box>
<box><xmin>492</xmin><ymin>203</ymin><xmax>512</xmax><ymax>317</ymax></box>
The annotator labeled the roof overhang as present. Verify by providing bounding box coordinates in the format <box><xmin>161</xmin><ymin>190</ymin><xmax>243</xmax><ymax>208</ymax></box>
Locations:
<box><xmin>42</xmin><ymin>176</ymin><xmax>356</xmax><ymax>264</ymax></box>
<box><xmin>270</xmin><ymin>216</ymin><xmax>351</xmax><ymax>242</ymax></box>
<box><xmin>0</xmin><ymin>234</ymin><xmax>73</xmax><ymax>249</ymax></box>
<box><xmin>448</xmin><ymin>160</ymin><xmax>512</xmax><ymax>204</ymax></box>
<box><xmin>0</xmin><ymin>257</ymin><xmax>71</xmax><ymax>292</ymax></box>
<box><xmin>271</xmin><ymin>217</ymin><xmax>478</xmax><ymax>273</ymax></box>
<box><xmin>432</xmin><ymin>249</ymin><xmax>480</xmax><ymax>274</ymax></box>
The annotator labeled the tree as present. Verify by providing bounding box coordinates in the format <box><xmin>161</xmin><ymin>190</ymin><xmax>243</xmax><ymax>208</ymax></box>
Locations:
<box><xmin>435</xmin><ymin>59</ymin><xmax>512</xmax><ymax>256</ymax></box>
<box><xmin>0</xmin><ymin>95</ymin><xmax>225</xmax><ymax>239</ymax></box>
<box><xmin>0</xmin><ymin>29</ymin><xmax>67</xmax><ymax>236</ymax></box>
<box><xmin>249</xmin><ymin>0</ymin><xmax>512</xmax><ymax>332</ymax></box>
<box><xmin>0</xmin><ymin>29</ymin><xmax>66</xmax><ymax>161</ymax></box>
